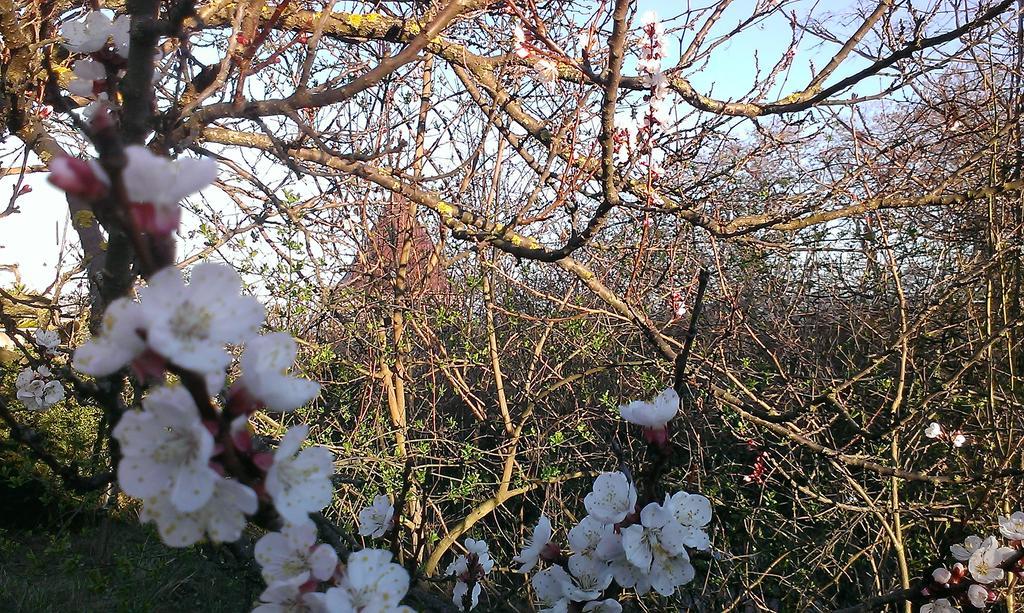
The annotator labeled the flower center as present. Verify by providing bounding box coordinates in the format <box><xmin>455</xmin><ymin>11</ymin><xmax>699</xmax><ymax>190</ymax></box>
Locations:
<box><xmin>169</xmin><ymin>301</ymin><xmax>213</xmax><ymax>341</ymax></box>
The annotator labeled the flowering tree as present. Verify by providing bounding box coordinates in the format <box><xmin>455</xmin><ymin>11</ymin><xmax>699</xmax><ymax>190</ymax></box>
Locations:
<box><xmin>3</xmin><ymin>0</ymin><xmax>1024</xmax><ymax>611</ymax></box>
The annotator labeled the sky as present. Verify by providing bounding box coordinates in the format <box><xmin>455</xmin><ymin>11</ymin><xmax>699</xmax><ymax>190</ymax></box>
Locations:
<box><xmin>0</xmin><ymin>0</ymin><xmax>915</xmax><ymax>293</ymax></box>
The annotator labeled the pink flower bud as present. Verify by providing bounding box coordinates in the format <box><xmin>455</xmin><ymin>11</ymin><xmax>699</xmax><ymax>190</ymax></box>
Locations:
<box><xmin>48</xmin><ymin>156</ymin><xmax>109</xmax><ymax>200</ymax></box>
<box><xmin>540</xmin><ymin>542</ymin><xmax>560</xmax><ymax>561</ymax></box>
<box><xmin>931</xmin><ymin>567</ymin><xmax>951</xmax><ymax>584</ymax></box>
<box><xmin>18</xmin><ymin>185</ymin><xmax>32</xmax><ymax>195</ymax></box>
<box><xmin>642</xmin><ymin>425</ymin><xmax>669</xmax><ymax>447</ymax></box>
<box><xmin>130</xmin><ymin>349</ymin><xmax>167</xmax><ymax>383</ymax></box>
<box><xmin>129</xmin><ymin>202</ymin><xmax>181</xmax><ymax>236</ymax></box>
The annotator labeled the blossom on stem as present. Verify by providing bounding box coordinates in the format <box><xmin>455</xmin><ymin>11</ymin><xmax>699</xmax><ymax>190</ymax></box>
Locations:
<box><xmin>255</xmin><ymin>521</ymin><xmax>338</xmax><ymax>585</ymax></box>
<box><xmin>48</xmin><ymin>156</ymin><xmax>110</xmax><ymax>200</ymax></box>
<box><xmin>75</xmin><ymin>264</ymin><xmax>264</xmax><ymax>377</ymax></box>
<box><xmin>310</xmin><ymin>548</ymin><xmax>412</xmax><ymax>612</ymax></box>
<box><xmin>68</xmin><ymin>59</ymin><xmax>106</xmax><ymax>98</ymax></box>
<box><xmin>920</xmin><ymin>599</ymin><xmax>960</xmax><ymax>613</ymax></box>
<box><xmin>513</xmin><ymin>515</ymin><xmax>553</xmax><ymax>573</ymax></box>
<box><xmin>113</xmin><ymin>385</ymin><xmax>219</xmax><ymax>512</ymax></box>
<box><xmin>140</xmin><ymin>478</ymin><xmax>257</xmax><ymax>547</ymax></box>
<box><xmin>358</xmin><ymin>494</ymin><xmax>396</xmax><ymax>538</ymax></box>
<box><xmin>584</xmin><ymin>472</ymin><xmax>637</xmax><ymax>524</ymax></box>
<box><xmin>619</xmin><ymin>387</ymin><xmax>679</xmax><ymax>445</ymax></box>
<box><xmin>239</xmin><ymin>332</ymin><xmax>321</xmax><ymax>412</ymax></box>
<box><xmin>951</xmin><ymin>535</ymin><xmax>983</xmax><ymax>561</ymax></box>
<box><xmin>61</xmin><ymin>12</ymin><xmax>130</xmax><ymax>56</ymax></box>
<box><xmin>999</xmin><ymin>511</ymin><xmax>1024</xmax><ymax>540</ymax></box>
<box><xmin>265</xmin><ymin>424</ymin><xmax>335</xmax><ymax>524</ymax></box>
<box><xmin>967</xmin><ymin>536</ymin><xmax>1014</xmax><ymax>583</ymax></box>
<box><xmin>121</xmin><ymin>146</ymin><xmax>218</xmax><ymax>235</ymax></box>
<box><xmin>33</xmin><ymin>329</ymin><xmax>60</xmax><ymax>352</ymax></box>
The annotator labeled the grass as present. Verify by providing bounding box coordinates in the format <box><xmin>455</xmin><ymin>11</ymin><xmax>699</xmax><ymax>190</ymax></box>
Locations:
<box><xmin>0</xmin><ymin>518</ymin><xmax>261</xmax><ymax>612</ymax></box>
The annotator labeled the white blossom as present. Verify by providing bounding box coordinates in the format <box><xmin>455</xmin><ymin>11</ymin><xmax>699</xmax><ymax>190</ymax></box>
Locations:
<box><xmin>265</xmin><ymin>424</ymin><xmax>335</xmax><ymax>524</ymax></box>
<box><xmin>531</xmin><ymin>565</ymin><xmax>573</xmax><ymax>612</ymax></box>
<box><xmin>240</xmin><ymin>332</ymin><xmax>321</xmax><ymax>412</ymax></box>
<box><xmin>68</xmin><ymin>59</ymin><xmax>106</xmax><ymax>98</ymax></box>
<box><xmin>253</xmin><ymin>575</ymin><xmax>317</xmax><ymax>613</ymax></box>
<box><xmin>952</xmin><ymin>433</ymin><xmax>967</xmax><ymax>448</ymax></box>
<box><xmin>584</xmin><ymin>472</ymin><xmax>637</xmax><ymax>524</ymax></box>
<box><xmin>668</xmin><ymin>490</ymin><xmax>713</xmax><ymax>550</ymax></box>
<box><xmin>310</xmin><ymin>548</ymin><xmax>411</xmax><ymax>612</ymax></box>
<box><xmin>968</xmin><ymin>536</ymin><xmax>1014</xmax><ymax>584</ymax></box>
<box><xmin>951</xmin><ymin>535</ymin><xmax>983</xmax><ymax>561</ymax></box>
<box><xmin>358</xmin><ymin>494</ymin><xmax>395</xmax><ymax>538</ymax></box>
<box><xmin>139</xmin><ymin>264</ymin><xmax>264</xmax><ymax>374</ymax></box>
<box><xmin>122</xmin><ymin>145</ymin><xmax>218</xmax><ymax>211</ymax></box>
<box><xmin>619</xmin><ymin>387</ymin><xmax>679</xmax><ymax>430</ymax></box>
<box><xmin>621</xmin><ymin>499</ymin><xmax>691</xmax><ymax>596</ymax></box>
<box><xmin>33</xmin><ymin>328</ymin><xmax>60</xmax><ymax>352</ymax></box>
<box><xmin>446</xmin><ymin>538</ymin><xmax>494</xmax><ymax>578</ymax></box>
<box><xmin>73</xmin><ymin>296</ymin><xmax>147</xmax><ymax>376</ymax></box>
<box><xmin>74</xmin><ymin>264</ymin><xmax>262</xmax><ymax>377</ymax></box>
<box><xmin>61</xmin><ymin>12</ymin><xmax>111</xmax><ymax>53</ymax></box>
<box><xmin>566</xmin><ymin>554</ymin><xmax>612</xmax><ymax>601</ymax></box>
<box><xmin>255</xmin><ymin>521</ymin><xmax>338</xmax><ymax>585</ymax></box>
<box><xmin>452</xmin><ymin>580</ymin><xmax>481</xmax><ymax>611</ymax></box>
<box><xmin>534</xmin><ymin>59</ymin><xmax>559</xmax><ymax>93</ymax></box>
<box><xmin>968</xmin><ymin>583</ymin><xmax>989</xmax><ymax>608</ymax></box>
<box><xmin>583</xmin><ymin>600</ymin><xmax>622</xmax><ymax>613</ymax></box>
<box><xmin>568</xmin><ymin>515</ymin><xmax>613</xmax><ymax>564</ymax></box>
<box><xmin>999</xmin><ymin>511</ymin><xmax>1024</xmax><ymax>540</ymax></box>
<box><xmin>920</xmin><ymin>599</ymin><xmax>960</xmax><ymax>613</ymax></box>
<box><xmin>924</xmin><ymin>422</ymin><xmax>943</xmax><ymax>439</ymax></box>
<box><xmin>140</xmin><ymin>478</ymin><xmax>257</xmax><ymax>547</ymax></box>
<box><xmin>931</xmin><ymin>566</ymin><xmax>951</xmax><ymax>585</ymax></box>
<box><xmin>513</xmin><ymin>515</ymin><xmax>552</xmax><ymax>573</ymax></box>
<box><xmin>113</xmin><ymin>385</ymin><xmax>219</xmax><ymax>512</ymax></box>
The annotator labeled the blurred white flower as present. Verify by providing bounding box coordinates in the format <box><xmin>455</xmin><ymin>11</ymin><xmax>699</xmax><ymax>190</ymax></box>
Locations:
<box><xmin>140</xmin><ymin>478</ymin><xmax>257</xmax><ymax>547</ymax></box>
<box><xmin>255</xmin><ymin>521</ymin><xmax>338</xmax><ymax>585</ymax></box>
<box><xmin>968</xmin><ymin>583</ymin><xmax>989</xmax><ymax>608</ymax></box>
<box><xmin>265</xmin><ymin>424</ymin><xmax>335</xmax><ymax>524</ymax></box>
<box><xmin>113</xmin><ymin>385</ymin><xmax>218</xmax><ymax>512</ymax></box>
<box><xmin>924</xmin><ymin>422</ymin><xmax>943</xmax><ymax>439</ymax></box>
<box><xmin>310</xmin><ymin>548</ymin><xmax>411</xmax><ymax>611</ymax></box>
<box><xmin>240</xmin><ymin>333</ymin><xmax>321</xmax><ymax>412</ymax></box>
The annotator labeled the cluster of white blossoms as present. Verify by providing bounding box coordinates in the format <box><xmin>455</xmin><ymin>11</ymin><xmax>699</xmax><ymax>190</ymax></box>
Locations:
<box><xmin>59</xmin><ymin>11</ymin><xmax>133</xmax><ymax>119</ymax></box>
<box><xmin>48</xmin><ymin>134</ymin><xmax>396</xmax><ymax>610</ymax></box>
<box><xmin>446</xmin><ymin>538</ymin><xmax>494</xmax><ymax>611</ymax></box>
<box><xmin>920</xmin><ymin>512</ymin><xmax>1024</xmax><ymax>611</ymax></box>
<box><xmin>612</xmin><ymin>12</ymin><xmax>670</xmax><ymax>179</ymax></box>
<box><xmin>516</xmin><ymin>471</ymin><xmax>712</xmax><ymax>610</ymax></box>
<box><xmin>14</xmin><ymin>365</ymin><xmax>64</xmax><ymax>411</ymax></box>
